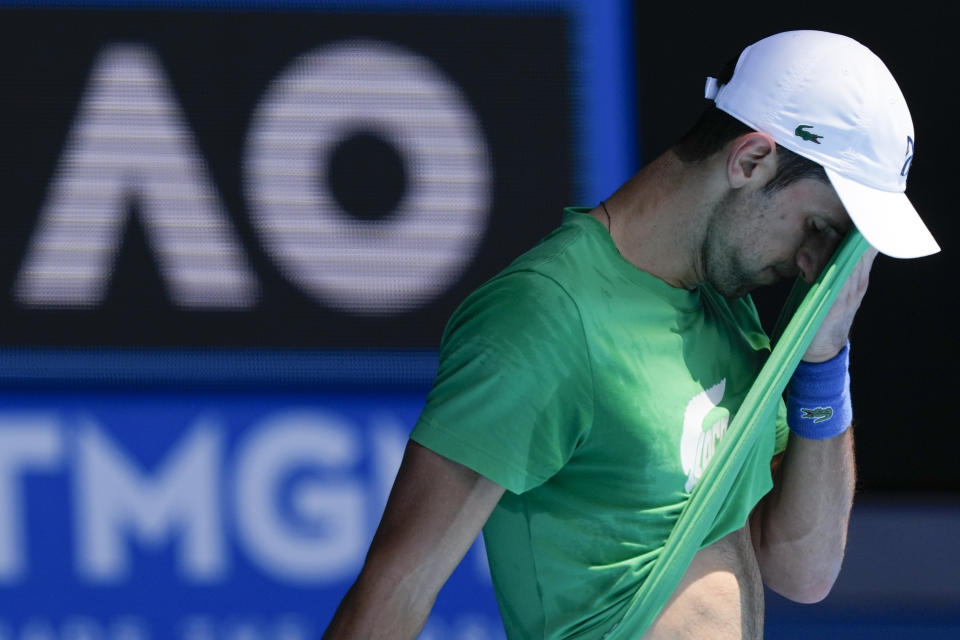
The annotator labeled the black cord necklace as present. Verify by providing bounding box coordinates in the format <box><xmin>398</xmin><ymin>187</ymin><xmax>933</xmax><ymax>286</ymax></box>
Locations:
<box><xmin>600</xmin><ymin>200</ymin><xmax>612</xmax><ymax>232</ymax></box>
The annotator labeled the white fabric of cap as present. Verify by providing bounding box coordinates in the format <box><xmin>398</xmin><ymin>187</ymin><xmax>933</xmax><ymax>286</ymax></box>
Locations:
<box><xmin>704</xmin><ymin>30</ymin><xmax>939</xmax><ymax>259</ymax></box>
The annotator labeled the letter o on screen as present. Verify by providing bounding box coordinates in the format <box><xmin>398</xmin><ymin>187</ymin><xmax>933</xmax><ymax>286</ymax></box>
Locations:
<box><xmin>243</xmin><ymin>39</ymin><xmax>493</xmax><ymax>314</ymax></box>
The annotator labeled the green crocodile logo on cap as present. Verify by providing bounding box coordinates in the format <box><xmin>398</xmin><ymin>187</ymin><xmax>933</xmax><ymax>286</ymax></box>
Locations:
<box><xmin>801</xmin><ymin>406</ymin><xmax>834</xmax><ymax>423</ymax></box>
<box><xmin>795</xmin><ymin>125</ymin><xmax>824</xmax><ymax>144</ymax></box>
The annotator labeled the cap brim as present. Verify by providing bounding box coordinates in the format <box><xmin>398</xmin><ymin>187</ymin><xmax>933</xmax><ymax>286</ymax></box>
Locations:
<box><xmin>825</xmin><ymin>168</ymin><xmax>940</xmax><ymax>259</ymax></box>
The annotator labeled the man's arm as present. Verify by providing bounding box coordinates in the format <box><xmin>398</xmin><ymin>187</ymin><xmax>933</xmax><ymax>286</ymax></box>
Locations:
<box><xmin>322</xmin><ymin>439</ymin><xmax>506</xmax><ymax>639</ymax></box>
<box><xmin>751</xmin><ymin>429</ymin><xmax>855</xmax><ymax>602</ymax></box>
<box><xmin>750</xmin><ymin>248</ymin><xmax>877</xmax><ymax>603</ymax></box>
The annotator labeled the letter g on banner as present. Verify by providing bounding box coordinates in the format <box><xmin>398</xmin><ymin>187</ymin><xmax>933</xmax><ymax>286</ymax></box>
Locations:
<box><xmin>233</xmin><ymin>410</ymin><xmax>366</xmax><ymax>582</ymax></box>
<box><xmin>243</xmin><ymin>39</ymin><xmax>493</xmax><ymax>314</ymax></box>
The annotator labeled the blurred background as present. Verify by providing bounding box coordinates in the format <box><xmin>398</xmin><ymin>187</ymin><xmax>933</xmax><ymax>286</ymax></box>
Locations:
<box><xmin>0</xmin><ymin>0</ymin><xmax>955</xmax><ymax>638</ymax></box>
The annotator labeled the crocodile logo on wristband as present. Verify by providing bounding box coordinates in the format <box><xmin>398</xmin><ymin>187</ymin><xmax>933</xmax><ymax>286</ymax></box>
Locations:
<box><xmin>801</xmin><ymin>406</ymin><xmax>834</xmax><ymax>423</ymax></box>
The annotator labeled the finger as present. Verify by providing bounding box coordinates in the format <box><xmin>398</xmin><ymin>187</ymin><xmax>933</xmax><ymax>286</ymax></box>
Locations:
<box><xmin>836</xmin><ymin>246</ymin><xmax>878</xmax><ymax>304</ymax></box>
<box><xmin>805</xmin><ymin>247</ymin><xmax>876</xmax><ymax>361</ymax></box>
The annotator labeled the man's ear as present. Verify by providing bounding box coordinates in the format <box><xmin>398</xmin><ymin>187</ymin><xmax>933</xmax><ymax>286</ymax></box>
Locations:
<box><xmin>726</xmin><ymin>132</ymin><xmax>778</xmax><ymax>189</ymax></box>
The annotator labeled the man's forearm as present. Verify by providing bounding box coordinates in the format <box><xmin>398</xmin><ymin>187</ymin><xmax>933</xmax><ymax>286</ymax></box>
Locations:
<box><xmin>752</xmin><ymin>427</ymin><xmax>855</xmax><ymax>603</ymax></box>
<box><xmin>322</xmin><ymin>566</ymin><xmax>434</xmax><ymax>640</ymax></box>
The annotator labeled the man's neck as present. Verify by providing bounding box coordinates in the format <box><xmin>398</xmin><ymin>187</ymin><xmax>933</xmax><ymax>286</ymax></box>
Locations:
<box><xmin>590</xmin><ymin>151</ymin><xmax>723</xmax><ymax>290</ymax></box>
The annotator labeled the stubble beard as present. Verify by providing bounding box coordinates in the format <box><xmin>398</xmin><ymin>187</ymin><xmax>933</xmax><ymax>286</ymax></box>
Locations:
<box><xmin>702</xmin><ymin>191</ymin><xmax>767</xmax><ymax>299</ymax></box>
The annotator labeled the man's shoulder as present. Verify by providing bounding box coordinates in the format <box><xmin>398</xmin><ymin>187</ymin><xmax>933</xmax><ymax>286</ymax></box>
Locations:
<box><xmin>502</xmin><ymin>209</ymin><xmax>593</xmax><ymax>273</ymax></box>
<box><xmin>448</xmin><ymin>267</ymin><xmax>581</xmax><ymax>341</ymax></box>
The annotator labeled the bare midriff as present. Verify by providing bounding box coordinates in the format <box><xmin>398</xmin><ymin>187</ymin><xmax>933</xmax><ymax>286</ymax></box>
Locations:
<box><xmin>641</xmin><ymin>526</ymin><xmax>764</xmax><ymax>640</ymax></box>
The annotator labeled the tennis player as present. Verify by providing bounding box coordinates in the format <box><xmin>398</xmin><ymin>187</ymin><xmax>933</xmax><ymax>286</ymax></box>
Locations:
<box><xmin>322</xmin><ymin>30</ymin><xmax>939</xmax><ymax>639</ymax></box>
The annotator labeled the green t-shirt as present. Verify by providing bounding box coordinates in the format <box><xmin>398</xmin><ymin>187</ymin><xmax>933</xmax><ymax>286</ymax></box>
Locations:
<box><xmin>411</xmin><ymin>208</ymin><xmax>788</xmax><ymax>639</ymax></box>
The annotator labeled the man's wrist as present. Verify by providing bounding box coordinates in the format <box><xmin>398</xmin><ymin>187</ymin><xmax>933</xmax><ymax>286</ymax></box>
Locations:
<box><xmin>787</xmin><ymin>342</ymin><xmax>852</xmax><ymax>439</ymax></box>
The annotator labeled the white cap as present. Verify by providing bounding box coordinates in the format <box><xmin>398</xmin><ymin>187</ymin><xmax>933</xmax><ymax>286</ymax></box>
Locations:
<box><xmin>704</xmin><ymin>30</ymin><xmax>939</xmax><ymax>259</ymax></box>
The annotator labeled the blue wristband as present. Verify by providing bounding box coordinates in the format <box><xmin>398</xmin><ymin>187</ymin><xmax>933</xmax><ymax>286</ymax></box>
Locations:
<box><xmin>786</xmin><ymin>342</ymin><xmax>852</xmax><ymax>439</ymax></box>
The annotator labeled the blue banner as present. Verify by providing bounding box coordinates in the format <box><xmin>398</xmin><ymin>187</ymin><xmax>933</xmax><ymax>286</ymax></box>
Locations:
<box><xmin>0</xmin><ymin>390</ymin><xmax>504</xmax><ymax>639</ymax></box>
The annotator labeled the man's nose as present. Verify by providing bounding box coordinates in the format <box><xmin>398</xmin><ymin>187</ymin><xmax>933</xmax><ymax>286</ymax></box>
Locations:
<box><xmin>795</xmin><ymin>232</ymin><xmax>843</xmax><ymax>283</ymax></box>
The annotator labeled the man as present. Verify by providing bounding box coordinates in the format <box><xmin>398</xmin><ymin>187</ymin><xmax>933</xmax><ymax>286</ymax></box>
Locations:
<box><xmin>322</xmin><ymin>30</ymin><xmax>939</xmax><ymax>639</ymax></box>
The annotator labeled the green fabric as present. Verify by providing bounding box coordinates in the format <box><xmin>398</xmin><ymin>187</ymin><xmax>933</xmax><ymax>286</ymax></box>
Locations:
<box><xmin>411</xmin><ymin>208</ymin><xmax>789</xmax><ymax>639</ymax></box>
<box><xmin>607</xmin><ymin>228</ymin><xmax>871</xmax><ymax>639</ymax></box>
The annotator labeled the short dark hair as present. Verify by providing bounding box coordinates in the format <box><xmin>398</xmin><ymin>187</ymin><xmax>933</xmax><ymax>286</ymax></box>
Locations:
<box><xmin>672</xmin><ymin>58</ymin><xmax>828</xmax><ymax>194</ymax></box>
